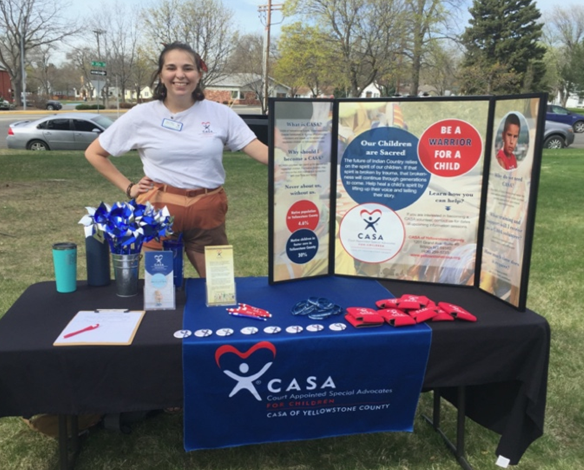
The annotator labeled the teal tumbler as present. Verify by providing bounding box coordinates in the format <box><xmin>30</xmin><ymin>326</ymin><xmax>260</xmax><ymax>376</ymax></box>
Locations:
<box><xmin>52</xmin><ymin>242</ymin><xmax>77</xmax><ymax>293</ymax></box>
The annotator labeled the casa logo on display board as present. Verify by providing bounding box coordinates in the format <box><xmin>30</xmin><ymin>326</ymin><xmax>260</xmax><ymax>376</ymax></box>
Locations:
<box><xmin>339</xmin><ymin>203</ymin><xmax>405</xmax><ymax>263</ymax></box>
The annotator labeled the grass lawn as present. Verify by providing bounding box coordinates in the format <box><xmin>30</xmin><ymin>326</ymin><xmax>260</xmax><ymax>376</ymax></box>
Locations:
<box><xmin>0</xmin><ymin>148</ymin><xmax>583</xmax><ymax>469</ymax></box>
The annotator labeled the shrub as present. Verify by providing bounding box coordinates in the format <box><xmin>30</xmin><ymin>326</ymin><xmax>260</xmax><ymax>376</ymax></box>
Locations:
<box><xmin>32</xmin><ymin>96</ymin><xmax>48</xmax><ymax>109</ymax></box>
<box><xmin>75</xmin><ymin>104</ymin><xmax>106</xmax><ymax>110</ymax></box>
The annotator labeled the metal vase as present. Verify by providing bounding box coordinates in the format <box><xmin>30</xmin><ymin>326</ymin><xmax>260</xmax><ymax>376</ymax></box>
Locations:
<box><xmin>111</xmin><ymin>253</ymin><xmax>141</xmax><ymax>297</ymax></box>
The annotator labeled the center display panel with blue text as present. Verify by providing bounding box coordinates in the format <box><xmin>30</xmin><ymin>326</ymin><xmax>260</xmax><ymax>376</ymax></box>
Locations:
<box><xmin>268</xmin><ymin>96</ymin><xmax>546</xmax><ymax>311</ymax></box>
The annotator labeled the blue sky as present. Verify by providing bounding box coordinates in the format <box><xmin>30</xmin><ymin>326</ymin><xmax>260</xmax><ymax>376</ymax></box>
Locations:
<box><xmin>216</xmin><ymin>0</ymin><xmax>574</xmax><ymax>35</ymax></box>
<box><xmin>222</xmin><ymin>0</ymin><xmax>572</xmax><ymax>35</ymax></box>
<box><xmin>68</xmin><ymin>0</ymin><xmax>576</xmax><ymax>38</ymax></box>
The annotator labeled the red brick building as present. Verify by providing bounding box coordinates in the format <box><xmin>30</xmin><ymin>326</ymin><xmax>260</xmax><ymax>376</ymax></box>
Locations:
<box><xmin>0</xmin><ymin>69</ymin><xmax>12</xmax><ymax>102</ymax></box>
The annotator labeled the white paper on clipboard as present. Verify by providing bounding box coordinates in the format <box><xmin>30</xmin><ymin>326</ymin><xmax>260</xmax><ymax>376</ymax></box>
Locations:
<box><xmin>53</xmin><ymin>309</ymin><xmax>145</xmax><ymax>346</ymax></box>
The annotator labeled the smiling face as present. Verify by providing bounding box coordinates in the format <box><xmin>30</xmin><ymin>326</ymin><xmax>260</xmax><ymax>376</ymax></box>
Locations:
<box><xmin>158</xmin><ymin>49</ymin><xmax>201</xmax><ymax>102</ymax></box>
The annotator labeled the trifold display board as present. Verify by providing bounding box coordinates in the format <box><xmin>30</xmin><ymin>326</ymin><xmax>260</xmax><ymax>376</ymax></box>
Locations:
<box><xmin>268</xmin><ymin>95</ymin><xmax>546</xmax><ymax>311</ymax></box>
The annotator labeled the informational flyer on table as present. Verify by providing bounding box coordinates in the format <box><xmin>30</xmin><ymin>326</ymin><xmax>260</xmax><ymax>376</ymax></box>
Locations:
<box><xmin>479</xmin><ymin>97</ymin><xmax>541</xmax><ymax>308</ymax></box>
<box><xmin>144</xmin><ymin>251</ymin><xmax>175</xmax><ymax>310</ymax></box>
<box><xmin>335</xmin><ymin>100</ymin><xmax>488</xmax><ymax>284</ymax></box>
<box><xmin>205</xmin><ymin>245</ymin><xmax>236</xmax><ymax>306</ymax></box>
<box><xmin>271</xmin><ymin>100</ymin><xmax>334</xmax><ymax>282</ymax></box>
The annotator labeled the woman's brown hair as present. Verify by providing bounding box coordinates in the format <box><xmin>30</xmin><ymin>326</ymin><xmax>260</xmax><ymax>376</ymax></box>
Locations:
<box><xmin>151</xmin><ymin>42</ymin><xmax>207</xmax><ymax>102</ymax></box>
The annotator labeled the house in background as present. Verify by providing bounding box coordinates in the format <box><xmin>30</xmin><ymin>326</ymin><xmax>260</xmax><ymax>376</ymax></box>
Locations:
<box><xmin>76</xmin><ymin>84</ymin><xmax>153</xmax><ymax>102</ymax></box>
<box><xmin>360</xmin><ymin>83</ymin><xmax>382</xmax><ymax>98</ymax></box>
<box><xmin>293</xmin><ymin>86</ymin><xmax>335</xmax><ymax>98</ymax></box>
<box><xmin>121</xmin><ymin>86</ymin><xmax>153</xmax><ymax>101</ymax></box>
<box><xmin>551</xmin><ymin>92</ymin><xmax>584</xmax><ymax>109</ymax></box>
<box><xmin>0</xmin><ymin>67</ymin><xmax>12</xmax><ymax>102</ymax></box>
<box><xmin>359</xmin><ymin>83</ymin><xmax>440</xmax><ymax>98</ymax></box>
<box><xmin>204</xmin><ymin>74</ymin><xmax>290</xmax><ymax>105</ymax></box>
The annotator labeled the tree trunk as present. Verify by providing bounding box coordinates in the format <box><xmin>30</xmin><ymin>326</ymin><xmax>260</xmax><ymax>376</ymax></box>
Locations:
<box><xmin>409</xmin><ymin>31</ymin><xmax>423</xmax><ymax>96</ymax></box>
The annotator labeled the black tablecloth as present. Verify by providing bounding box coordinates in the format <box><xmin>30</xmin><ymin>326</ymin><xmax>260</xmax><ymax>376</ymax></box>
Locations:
<box><xmin>0</xmin><ymin>280</ymin><xmax>549</xmax><ymax>464</ymax></box>
<box><xmin>379</xmin><ymin>280</ymin><xmax>549</xmax><ymax>464</ymax></box>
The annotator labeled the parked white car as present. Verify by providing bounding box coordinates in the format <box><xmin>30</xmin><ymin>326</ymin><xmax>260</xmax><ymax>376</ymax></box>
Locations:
<box><xmin>7</xmin><ymin>113</ymin><xmax>113</xmax><ymax>150</ymax></box>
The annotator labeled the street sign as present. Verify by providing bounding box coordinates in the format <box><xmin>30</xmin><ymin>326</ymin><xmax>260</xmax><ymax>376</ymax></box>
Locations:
<box><xmin>91</xmin><ymin>61</ymin><xmax>106</xmax><ymax>67</ymax></box>
<box><xmin>90</xmin><ymin>70</ymin><xmax>107</xmax><ymax>76</ymax></box>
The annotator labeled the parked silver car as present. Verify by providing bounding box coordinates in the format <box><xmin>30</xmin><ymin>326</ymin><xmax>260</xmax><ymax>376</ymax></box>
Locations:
<box><xmin>543</xmin><ymin>120</ymin><xmax>575</xmax><ymax>149</ymax></box>
<box><xmin>7</xmin><ymin>113</ymin><xmax>113</xmax><ymax>150</ymax></box>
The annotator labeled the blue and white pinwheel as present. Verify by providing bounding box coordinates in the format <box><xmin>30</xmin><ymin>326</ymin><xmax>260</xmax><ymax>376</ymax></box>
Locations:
<box><xmin>79</xmin><ymin>200</ymin><xmax>173</xmax><ymax>255</ymax></box>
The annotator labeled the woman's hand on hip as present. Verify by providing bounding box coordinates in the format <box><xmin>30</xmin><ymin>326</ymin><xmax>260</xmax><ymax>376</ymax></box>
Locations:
<box><xmin>130</xmin><ymin>177</ymin><xmax>155</xmax><ymax>198</ymax></box>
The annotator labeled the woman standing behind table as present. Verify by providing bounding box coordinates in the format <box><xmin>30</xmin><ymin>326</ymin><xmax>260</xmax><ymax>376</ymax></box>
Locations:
<box><xmin>85</xmin><ymin>42</ymin><xmax>268</xmax><ymax>277</ymax></box>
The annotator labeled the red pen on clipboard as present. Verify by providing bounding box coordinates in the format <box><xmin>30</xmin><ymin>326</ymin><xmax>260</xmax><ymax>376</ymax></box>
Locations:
<box><xmin>64</xmin><ymin>323</ymin><xmax>100</xmax><ymax>338</ymax></box>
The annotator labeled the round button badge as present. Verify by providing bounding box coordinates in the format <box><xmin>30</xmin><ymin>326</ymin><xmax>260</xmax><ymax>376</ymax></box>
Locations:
<box><xmin>194</xmin><ymin>329</ymin><xmax>213</xmax><ymax>338</ymax></box>
<box><xmin>286</xmin><ymin>325</ymin><xmax>303</xmax><ymax>334</ymax></box>
<box><xmin>216</xmin><ymin>328</ymin><xmax>234</xmax><ymax>337</ymax></box>
<box><xmin>329</xmin><ymin>323</ymin><xmax>347</xmax><ymax>332</ymax></box>
<box><xmin>173</xmin><ymin>329</ymin><xmax>192</xmax><ymax>339</ymax></box>
<box><xmin>241</xmin><ymin>326</ymin><xmax>259</xmax><ymax>335</ymax></box>
<box><xmin>307</xmin><ymin>324</ymin><xmax>324</xmax><ymax>332</ymax></box>
<box><xmin>264</xmin><ymin>326</ymin><xmax>282</xmax><ymax>334</ymax></box>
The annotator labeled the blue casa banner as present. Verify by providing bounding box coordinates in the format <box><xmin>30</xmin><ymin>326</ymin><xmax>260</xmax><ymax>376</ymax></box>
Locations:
<box><xmin>183</xmin><ymin>277</ymin><xmax>432</xmax><ymax>450</ymax></box>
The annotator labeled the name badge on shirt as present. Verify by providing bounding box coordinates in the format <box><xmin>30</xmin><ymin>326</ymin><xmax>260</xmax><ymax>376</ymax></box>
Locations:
<box><xmin>161</xmin><ymin>118</ymin><xmax>183</xmax><ymax>132</ymax></box>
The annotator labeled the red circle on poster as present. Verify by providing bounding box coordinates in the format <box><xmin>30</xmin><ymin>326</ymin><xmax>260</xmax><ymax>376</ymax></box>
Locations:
<box><xmin>418</xmin><ymin>119</ymin><xmax>483</xmax><ymax>177</ymax></box>
<box><xmin>286</xmin><ymin>200</ymin><xmax>320</xmax><ymax>232</ymax></box>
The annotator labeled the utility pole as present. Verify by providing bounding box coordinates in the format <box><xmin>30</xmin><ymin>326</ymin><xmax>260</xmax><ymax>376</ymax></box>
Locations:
<box><xmin>20</xmin><ymin>27</ymin><xmax>26</xmax><ymax>110</ymax></box>
<box><xmin>258</xmin><ymin>1</ymin><xmax>283</xmax><ymax>114</ymax></box>
<box><xmin>93</xmin><ymin>29</ymin><xmax>107</xmax><ymax>110</ymax></box>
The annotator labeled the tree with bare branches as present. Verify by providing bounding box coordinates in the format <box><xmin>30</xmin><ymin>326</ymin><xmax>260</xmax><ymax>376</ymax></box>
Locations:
<box><xmin>0</xmin><ymin>0</ymin><xmax>81</xmax><ymax>105</ymax></box>
<box><xmin>140</xmin><ymin>0</ymin><xmax>239</xmax><ymax>87</ymax></box>
<box><xmin>284</xmin><ymin>0</ymin><xmax>408</xmax><ymax>97</ymax></box>
<box><xmin>66</xmin><ymin>46</ymin><xmax>96</xmax><ymax>101</ymax></box>
<box><xmin>87</xmin><ymin>1</ymin><xmax>140</xmax><ymax>103</ymax></box>
<box><xmin>402</xmin><ymin>0</ymin><xmax>464</xmax><ymax>96</ymax></box>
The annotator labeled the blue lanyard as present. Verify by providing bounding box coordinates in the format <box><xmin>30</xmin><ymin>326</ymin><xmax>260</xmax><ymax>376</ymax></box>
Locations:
<box><xmin>291</xmin><ymin>297</ymin><xmax>343</xmax><ymax>320</ymax></box>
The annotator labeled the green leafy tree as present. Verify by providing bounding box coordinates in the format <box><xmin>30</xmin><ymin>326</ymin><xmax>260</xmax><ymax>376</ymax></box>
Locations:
<box><xmin>284</xmin><ymin>0</ymin><xmax>407</xmax><ymax>97</ymax></box>
<box><xmin>460</xmin><ymin>0</ymin><xmax>546</xmax><ymax>94</ymax></box>
<box><xmin>543</xmin><ymin>5</ymin><xmax>584</xmax><ymax>105</ymax></box>
<box><xmin>458</xmin><ymin>57</ymin><xmax>520</xmax><ymax>95</ymax></box>
<box><xmin>274</xmin><ymin>23</ymin><xmax>343</xmax><ymax>97</ymax></box>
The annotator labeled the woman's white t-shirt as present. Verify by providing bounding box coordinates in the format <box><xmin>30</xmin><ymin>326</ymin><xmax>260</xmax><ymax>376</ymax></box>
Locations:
<box><xmin>99</xmin><ymin>100</ymin><xmax>257</xmax><ymax>189</ymax></box>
